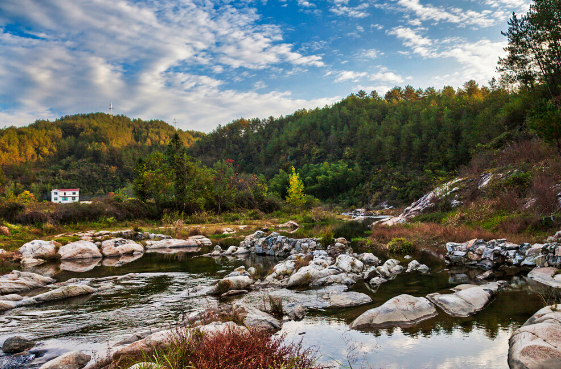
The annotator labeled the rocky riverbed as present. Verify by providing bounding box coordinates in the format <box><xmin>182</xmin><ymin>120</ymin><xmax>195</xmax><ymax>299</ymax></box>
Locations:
<box><xmin>1</xmin><ymin>226</ymin><xmax>561</xmax><ymax>368</ymax></box>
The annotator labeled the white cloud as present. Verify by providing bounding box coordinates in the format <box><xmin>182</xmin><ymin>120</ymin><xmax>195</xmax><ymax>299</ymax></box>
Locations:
<box><xmin>330</xmin><ymin>2</ymin><xmax>369</xmax><ymax>18</ymax></box>
<box><xmin>0</xmin><ymin>0</ymin><xmax>328</xmax><ymax>131</ymax></box>
<box><xmin>387</xmin><ymin>27</ymin><xmax>435</xmax><ymax>57</ymax></box>
<box><xmin>334</xmin><ymin>70</ymin><xmax>368</xmax><ymax>82</ymax></box>
<box><xmin>369</xmin><ymin>70</ymin><xmax>405</xmax><ymax>83</ymax></box>
<box><xmin>359</xmin><ymin>49</ymin><xmax>382</xmax><ymax>59</ymax></box>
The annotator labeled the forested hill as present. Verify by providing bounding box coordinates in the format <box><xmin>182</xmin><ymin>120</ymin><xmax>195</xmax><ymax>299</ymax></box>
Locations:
<box><xmin>0</xmin><ymin>113</ymin><xmax>204</xmax><ymax>197</ymax></box>
<box><xmin>189</xmin><ymin>82</ymin><xmax>532</xmax><ymax>204</ymax></box>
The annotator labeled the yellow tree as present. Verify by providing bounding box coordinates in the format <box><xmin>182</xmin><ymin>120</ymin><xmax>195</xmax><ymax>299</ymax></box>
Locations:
<box><xmin>286</xmin><ymin>166</ymin><xmax>305</xmax><ymax>206</ymax></box>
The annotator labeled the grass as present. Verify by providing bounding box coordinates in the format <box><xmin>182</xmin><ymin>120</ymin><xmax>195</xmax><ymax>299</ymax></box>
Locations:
<box><xmin>103</xmin><ymin>326</ymin><xmax>325</xmax><ymax>369</ymax></box>
<box><xmin>386</xmin><ymin>237</ymin><xmax>415</xmax><ymax>254</ymax></box>
<box><xmin>262</xmin><ymin>294</ymin><xmax>284</xmax><ymax>319</ymax></box>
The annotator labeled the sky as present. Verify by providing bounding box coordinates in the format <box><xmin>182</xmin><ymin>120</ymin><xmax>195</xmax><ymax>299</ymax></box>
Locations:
<box><xmin>0</xmin><ymin>0</ymin><xmax>531</xmax><ymax>132</ymax></box>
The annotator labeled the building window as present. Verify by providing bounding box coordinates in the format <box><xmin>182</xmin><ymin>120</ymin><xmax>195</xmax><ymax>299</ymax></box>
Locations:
<box><xmin>72</xmin><ymin>192</ymin><xmax>76</xmax><ymax>195</ymax></box>
<box><xmin>54</xmin><ymin>192</ymin><xmax>58</xmax><ymax>195</ymax></box>
<box><xmin>72</xmin><ymin>197</ymin><xmax>76</xmax><ymax>200</ymax></box>
<box><xmin>63</xmin><ymin>197</ymin><xmax>68</xmax><ymax>201</ymax></box>
<box><xmin>54</xmin><ymin>198</ymin><xmax>58</xmax><ymax>201</ymax></box>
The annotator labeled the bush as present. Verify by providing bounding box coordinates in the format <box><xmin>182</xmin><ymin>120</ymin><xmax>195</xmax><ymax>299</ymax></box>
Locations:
<box><xmin>386</xmin><ymin>237</ymin><xmax>415</xmax><ymax>254</ymax></box>
<box><xmin>319</xmin><ymin>226</ymin><xmax>335</xmax><ymax>248</ymax></box>
<box><xmin>111</xmin><ymin>326</ymin><xmax>324</xmax><ymax>369</ymax></box>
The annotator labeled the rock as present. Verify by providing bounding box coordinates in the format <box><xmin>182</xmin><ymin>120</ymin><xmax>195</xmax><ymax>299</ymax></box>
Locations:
<box><xmin>335</xmin><ymin>254</ymin><xmax>364</xmax><ymax>274</ymax></box>
<box><xmin>221</xmin><ymin>289</ymin><xmax>248</xmax><ymax>297</ymax></box>
<box><xmin>508</xmin><ymin>305</ymin><xmax>561</xmax><ymax>369</ymax></box>
<box><xmin>286</xmin><ymin>264</ymin><xmax>341</xmax><ymax>287</ymax></box>
<box><xmin>359</xmin><ymin>253</ymin><xmax>379</xmax><ymax>265</ymax></box>
<box><xmin>145</xmin><ymin>238</ymin><xmax>199</xmax><ymax>249</ymax></box>
<box><xmin>335</xmin><ymin>237</ymin><xmax>348</xmax><ymax>245</ymax></box>
<box><xmin>2</xmin><ymin>336</ymin><xmax>35</xmax><ymax>354</ymax></box>
<box><xmin>31</xmin><ymin>285</ymin><xmax>96</xmax><ymax>304</ymax></box>
<box><xmin>417</xmin><ymin>264</ymin><xmax>430</xmax><ymax>273</ymax></box>
<box><xmin>376</xmin><ymin>259</ymin><xmax>400</xmax><ymax>278</ymax></box>
<box><xmin>284</xmin><ymin>304</ymin><xmax>307</xmax><ymax>321</ymax></box>
<box><xmin>426</xmin><ymin>283</ymin><xmax>499</xmax><ymax>317</ymax></box>
<box><xmin>58</xmin><ymin>241</ymin><xmax>102</xmax><ymax>260</ymax></box>
<box><xmin>101</xmin><ymin>238</ymin><xmax>144</xmax><ymax>257</ymax></box>
<box><xmin>350</xmin><ymin>294</ymin><xmax>437</xmax><ymax>329</ymax></box>
<box><xmin>312</xmin><ymin>273</ymin><xmax>359</xmax><ymax>287</ymax></box>
<box><xmin>390</xmin><ymin>265</ymin><xmax>404</xmax><ymax>274</ymax></box>
<box><xmin>223</xmin><ymin>246</ymin><xmax>237</xmax><ymax>255</ymax></box>
<box><xmin>0</xmin><ymin>226</ymin><xmax>10</xmax><ymax>235</ymax></box>
<box><xmin>477</xmin><ymin>270</ymin><xmax>495</xmax><ymax>280</ymax></box>
<box><xmin>327</xmin><ymin>242</ymin><xmax>352</xmax><ymax>256</ymax></box>
<box><xmin>18</xmin><ymin>240</ymin><xmax>56</xmax><ymax>259</ymax></box>
<box><xmin>278</xmin><ymin>220</ymin><xmax>299</xmax><ymax>229</ymax></box>
<box><xmin>546</xmin><ymin>230</ymin><xmax>561</xmax><ymax>242</ymax></box>
<box><xmin>234</xmin><ymin>303</ymin><xmax>281</xmax><ymax>331</ymax></box>
<box><xmin>189</xmin><ymin>235</ymin><xmax>213</xmax><ymax>246</ymax></box>
<box><xmin>39</xmin><ymin>350</ymin><xmax>91</xmax><ymax>369</ymax></box>
<box><xmin>233</xmin><ymin>247</ymin><xmax>250</xmax><ymax>255</ymax></box>
<box><xmin>1</xmin><ymin>294</ymin><xmax>23</xmax><ymax>301</ymax></box>
<box><xmin>528</xmin><ymin>267</ymin><xmax>561</xmax><ymax>288</ymax></box>
<box><xmin>369</xmin><ymin>276</ymin><xmax>387</xmax><ymax>286</ymax></box>
<box><xmin>214</xmin><ymin>276</ymin><xmax>254</xmax><ymax>294</ymax></box>
<box><xmin>210</xmin><ymin>245</ymin><xmax>222</xmax><ymax>256</ymax></box>
<box><xmin>406</xmin><ymin>260</ymin><xmax>420</xmax><ymax>272</ymax></box>
<box><xmin>0</xmin><ymin>271</ymin><xmax>55</xmax><ymax>295</ymax></box>
<box><xmin>325</xmin><ymin>291</ymin><xmax>372</xmax><ymax>308</ymax></box>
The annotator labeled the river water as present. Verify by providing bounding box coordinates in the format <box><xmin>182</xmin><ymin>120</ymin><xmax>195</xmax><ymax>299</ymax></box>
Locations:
<box><xmin>0</xmin><ymin>225</ymin><xmax>551</xmax><ymax>369</ymax></box>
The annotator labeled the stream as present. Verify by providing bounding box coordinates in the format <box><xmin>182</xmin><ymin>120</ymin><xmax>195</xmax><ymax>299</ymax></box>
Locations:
<box><xmin>0</xmin><ymin>222</ymin><xmax>552</xmax><ymax>369</ymax></box>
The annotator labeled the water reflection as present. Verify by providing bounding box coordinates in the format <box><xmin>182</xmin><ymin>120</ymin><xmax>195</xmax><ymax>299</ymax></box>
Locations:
<box><xmin>0</xmin><ymin>244</ymin><xmax>551</xmax><ymax>369</ymax></box>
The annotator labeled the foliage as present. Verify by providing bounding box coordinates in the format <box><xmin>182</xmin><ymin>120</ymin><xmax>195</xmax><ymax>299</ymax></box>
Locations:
<box><xmin>286</xmin><ymin>166</ymin><xmax>306</xmax><ymax>206</ymax></box>
<box><xmin>498</xmin><ymin>0</ymin><xmax>561</xmax><ymax>97</ymax></box>
<box><xmin>386</xmin><ymin>237</ymin><xmax>416</xmax><ymax>254</ymax></box>
<box><xmin>319</xmin><ymin>226</ymin><xmax>335</xmax><ymax>248</ymax></box>
<box><xmin>528</xmin><ymin>98</ymin><xmax>561</xmax><ymax>156</ymax></box>
<box><xmin>110</xmin><ymin>327</ymin><xmax>324</xmax><ymax>369</ymax></box>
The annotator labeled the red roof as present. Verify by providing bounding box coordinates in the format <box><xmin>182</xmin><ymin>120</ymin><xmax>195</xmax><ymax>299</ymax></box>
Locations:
<box><xmin>54</xmin><ymin>189</ymin><xmax>79</xmax><ymax>191</ymax></box>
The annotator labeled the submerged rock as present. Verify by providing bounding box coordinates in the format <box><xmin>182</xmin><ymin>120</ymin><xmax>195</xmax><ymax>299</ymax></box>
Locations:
<box><xmin>508</xmin><ymin>305</ymin><xmax>561</xmax><ymax>369</ymax></box>
<box><xmin>426</xmin><ymin>282</ymin><xmax>502</xmax><ymax>317</ymax></box>
<box><xmin>39</xmin><ymin>350</ymin><xmax>91</xmax><ymax>369</ymax></box>
<box><xmin>2</xmin><ymin>336</ymin><xmax>35</xmax><ymax>354</ymax></box>
<box><xmin>0</xmin><ymin>271</ymin><xmax>55</xmax><ymax>295</ymax></box>
<box><xmin>350</xmin><ymin>294</ymin><xmax>437</xmax><ymax>329</ymax></box>
<box><xmin>0</xmin><ymin>285</ymin><xmax>96</xmax><ymax>312</ymax></box>
<box><xmin>60</xmin><ymin>258</ymin><xmax>101</xmax><ymax>273</ymax></box>
<box><xmin>58</xmin><ymin>241</ymin><xmax>102</xmax><ymax>260</ymax></box>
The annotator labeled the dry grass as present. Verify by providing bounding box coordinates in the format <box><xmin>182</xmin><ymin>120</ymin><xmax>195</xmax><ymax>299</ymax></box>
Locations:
<box><xmin>370</xmin><ymin>221</ymin><xmax>540</xmax><ymax>249</ymax></box>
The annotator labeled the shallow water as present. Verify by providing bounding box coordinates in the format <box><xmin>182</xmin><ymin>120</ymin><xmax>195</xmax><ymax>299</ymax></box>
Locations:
<box><xmin>0</xmin><ymin>235</ymin><xmax>551</xmax><ymax>369</ymax></box>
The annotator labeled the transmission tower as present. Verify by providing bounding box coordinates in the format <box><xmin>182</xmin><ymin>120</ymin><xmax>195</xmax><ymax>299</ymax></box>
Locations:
<box><xmin>174</xmin><ymin>117</ymin><xmax>177</xmax><ymax>130</ymax></box>
<box><xmin>110</xmin><ymin>102</ymin><xmax>113</xmax><ymax>118</ymax></box>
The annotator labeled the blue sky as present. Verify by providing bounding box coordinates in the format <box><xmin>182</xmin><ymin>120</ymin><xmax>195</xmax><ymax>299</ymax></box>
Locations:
<box><xmin>0</xmin><ymin>0</ymin><xmax>530</xmax><ymax>132</ymax></box>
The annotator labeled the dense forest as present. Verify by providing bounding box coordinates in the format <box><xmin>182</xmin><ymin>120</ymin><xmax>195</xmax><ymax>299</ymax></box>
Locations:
<box><xmin>0</xmin><ymin>113</ymin><xmax>203</xmax><ymax>198</ymax></box>
<box><xmin>189</xmin><ymin>82</ymin><xmax>535</xmax><ymax>205</ymax></box>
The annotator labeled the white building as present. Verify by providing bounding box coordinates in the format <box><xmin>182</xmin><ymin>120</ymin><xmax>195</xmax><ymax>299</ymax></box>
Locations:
<box><xmin>51</xmin><ymin>189</ymin><xmax>80</xmax><ymax>203</ymax></box>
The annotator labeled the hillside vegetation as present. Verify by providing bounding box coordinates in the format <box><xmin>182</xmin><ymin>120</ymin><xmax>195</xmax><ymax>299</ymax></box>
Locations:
<box><xmin>0</xmin><ymin>113</ymin><xmax>203</xmax><ymax>197</ymax></box>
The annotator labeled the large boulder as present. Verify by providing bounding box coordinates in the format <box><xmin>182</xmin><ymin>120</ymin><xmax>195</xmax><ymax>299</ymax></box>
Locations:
<box><xmin>426</xmin><ymin>283</ymin><xmax>500</xmax><ymax>317</ymax></box>
<box><xmin>528</xmin><ymin>267</ymin><xmax>561</xmax><ymax>288</ymax></box>
<box><xmin>233</xmin><ymin>303</ymin><xmax>281</xmax><ymax>331</ymax></box>
<box><xmin>213</xmin><ymin>276</ymin><xmax>255</xmax><ymax>294</ymax></box>
<box><xmin>350</xmin><ymin>294</ymin><xmax>437</xmax><ymax>329</ymax></box>
<box><xmin>286</xmin><ymin>264</ymin><xmax>342</xmax><ymax>288</ymax></box>
<box><xmin>18</xmin><ymin>240</ymin><xmax>56</xmax><ymax>259</ymax></box>
<box><xmin>101</xmin><ymin>238</ymin><xmax>144</xmax><ymax>257</ymax></box>
<box><xmin>0</xmin><ymin>271</ymin><xmax>55</xmax><ymax>295</ymax></box>
<box><xmin>58</xmin><ymin>241</ymin><xmax>102</xmax><ymax>260</ymax></box>
<box><xmin>2</xmin><ymin>336</ymin><xmax>35</xmax><ymax>353</ymax></box>
<box><xmin>39</xmin><ymin>350</ymin><xmax>91</xmax><ymax>369</ymax></box>
<box><xmin>144</xmin><ymin>238</ymin><xmax>199</xmax><ymax>249</ymax></box>
<box><xmin>508</xmin><ymin>305</ymin><xmax>561</xmax><ymax>369</ymax></box>
<box><xmin>335</xmin><ymin>254</ymin><xmax>364</xmax><ymax>274</ymax></box>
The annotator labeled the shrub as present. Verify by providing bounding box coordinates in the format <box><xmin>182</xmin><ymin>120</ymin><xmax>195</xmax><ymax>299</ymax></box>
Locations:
<box><xmin>386</xmin><ymin>237</ymin><xmax>415</xmax><ymax>254</ymax></box>
<box><xmin>111</xmin><ymin>326</ymin><xmax>324</xmax><ymax>369</ymax></box>
<box><xmin>319</xmin><ymin>226</ymin><xmax>335</xmax><ymax>248</ymax></box>
<box><xmin>214</xmin><ymin>279</ymin><xmax>233</xmax><ymax>295</ymax></box>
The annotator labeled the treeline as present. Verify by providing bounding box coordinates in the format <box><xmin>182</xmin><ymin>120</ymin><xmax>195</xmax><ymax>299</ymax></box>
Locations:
<box><xmin>0</xmin><ymin>113</ymin><xmax>203</xmax><ymax>197</ymax></box>
<box><xmin>189</xmin><ymin>81</ymin><xmax>536</xmax><ymax>205</ymax></box>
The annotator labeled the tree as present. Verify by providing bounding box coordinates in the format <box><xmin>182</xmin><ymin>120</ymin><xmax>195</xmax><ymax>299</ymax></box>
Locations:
<box><xmin>286</xmin><ymin>166</ymin><xmax>305</xmax><ymax>206</ymax></box>
<box><xmin>498</xmin><ymin>0</ymin><xmax>561</xmax><ymax>98</ymax></box>
<box><xmin>528</xmin><ymin>98</ymin><xmax>561</xmax><ymax>157</ymax></box>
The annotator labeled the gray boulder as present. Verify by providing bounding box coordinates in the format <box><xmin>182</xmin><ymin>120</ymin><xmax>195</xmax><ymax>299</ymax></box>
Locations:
<box><xmin>58</xmin><ymin>241</ymin><xmax>102</xmax><ymax>260</ymax></box>
<box><xmin>325</xmin><ymin>291</ymin><xmax>372</xmax><ymax>308</ymax></box>
<box><xmin>426</xmin><ymin>283</ymin><xmax>499</xmax><ymax>317</ymax></box>
<box><xmin>508</xmin><ymin>305</ymin><xmax>561</xmax><ymax>369</ymax></box>
<box><xmin>144</xmin><ymin>238</ymin><xmax>199</xmax><ymax>249</ymax></box>
<box><xmin>528</xmin><ymin>267</ymin><xmax>561</xmax><ymax>288</ymax></box>
<box><xmin>335</xmin><ymin>254</ymin><xmax>364</xmax><ymax>274</ymax></box>
<box><xmin>101</xmin><ymin>238</ymin><xmax>144</xmax><ymax>257</ymax></box>
<box><xmin>39</xmin><ymin>351</ymin><xmax>91</xmax><ymax>369</ymax></box>
<box><xmin>18</xmin><ymin>240</ymin><xmax>56</xmax><ymax>259</ymax></box>
<box><xmin>350</xmin><ymin>294</ymin><xmax>437</xmax><ymax>329</ymax></box>
<box><xmin>2</xmin><ymin>336</ymin><xmax>35</xmax><ymax>353</ymax></box>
